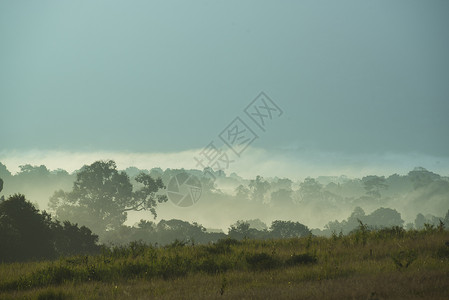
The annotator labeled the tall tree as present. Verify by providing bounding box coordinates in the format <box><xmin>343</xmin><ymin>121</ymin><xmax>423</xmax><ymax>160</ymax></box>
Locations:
<box><xmin>49</xmin><ymin>160</ymin><xmax>167</xmax><ymax>234</ymax></box>
<box><xmin>249</xmin><ymin>175</ymin><xmax>270</xmax><ymax>202</ymax></box>
<box><xmin>298</xmin><ymin>177</ymin><xmax>322</xmax><ymax>202</ymax></box>
<box><xmin>362</xmin><ymin>175</ymin><xmax>387</xmax><ymax>198</ymax></box>
<box><xmin>407</xmin><ymin>167</ymin><xmax>441</xmax><ymax>190</ymax></box>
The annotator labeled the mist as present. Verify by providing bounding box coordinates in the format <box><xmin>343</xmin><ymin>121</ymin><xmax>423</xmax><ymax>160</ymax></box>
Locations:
<box><xmin>1</xmin><ymin>159</ymin><xmax>448</xmax><ymax>238</ymax></box>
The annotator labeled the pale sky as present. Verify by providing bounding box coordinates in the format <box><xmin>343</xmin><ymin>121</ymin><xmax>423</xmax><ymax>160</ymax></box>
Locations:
<box><xmin>1</xmin><ymin>1</ymin><xmax>448</xmax><ymax>176</ymax></box>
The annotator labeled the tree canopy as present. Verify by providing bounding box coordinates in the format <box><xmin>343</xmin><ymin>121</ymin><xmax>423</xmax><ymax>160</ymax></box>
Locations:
<box><xmin>0</xmin><ymin>194</ymin><xmax>99</xmax><ymax>262</ymax></box>
<box><xmin>49</xmin><ymin>160</ymin><xmax>167</xmax><ymax>234</ymax></box>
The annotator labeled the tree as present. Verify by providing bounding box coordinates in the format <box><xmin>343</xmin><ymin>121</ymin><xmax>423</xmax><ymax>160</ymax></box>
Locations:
<box><xmin>235</xmin><ymin>184</ymin><xmax>250</xmax><ymax>201</ymax></box>
<box><xmin>414</xmin><ymin>213</ymin><xmax>427</xmax><ymax>230</ymax></box>
<box><xmin>273</xmin><ymin>178</ymin><xmax>293</xmax><ymax>190</ymax></box>
<box><xmin>362</xmin><ymin>175</ymin><xmax>387</xmax><ymax>198</ymax></box>
<box><xmin>246</xmin><ymin>219</ymin><xmax>268</xmax><ymax>231</ymax></box>
<box><xmin>0</xmin><ymin>162</ymin><xmax>11</xmax><ymax>179</ymax></box>
<box><xmin>325</xmin><ymin>207</ymin><xmax>366</xmax><ymax>235</ymax></box>
<box><xmin>408</xmin><ymin>167</ymin><xmax>440</xmax><ymax>190</ymax></box>
<box><xmin>228</xmin><ymin>220</ymin><xmax>251</xmax><ymax>240</ymax></box>
<box><xmin>52</xmin><ymin>220</ymin><xmax>100</xmax><ymax>256</ymax></box>
<box><xmin>298</xmin><ymin>178</ymin><xmax>322</xmax><ymax>202</ymax></box>
<box><xmin>0</xmin><ymin>193</ymin><xmax>100</xmax><ymax>262</ymax></box>
<box><xmin>269</xmin><ymin>220</ymin><xmax>311</xmax><ymax>238</ymax></box>
<box><xmin>249</xmin><ymin>175</ymin><xmax>270</xmax><ymax>202</ymax></box>
<box><xmin>364</xmin><ymin>207</ymin><xmax>403</xmax><ymax>228</ymax></box>
<box><xmin>49</xmin><ymin>160</ymin><xmax>167</xmax><ymax>234</ymax></box>
<box><xmin>0</xmin><ymin>194</ymin><xmax>54</xmax><ymax>261</ymax></box>
<box><xmin>156</xmin><ymin>219</ymin><xmax>207</xmax><ymax>244</ymax></box>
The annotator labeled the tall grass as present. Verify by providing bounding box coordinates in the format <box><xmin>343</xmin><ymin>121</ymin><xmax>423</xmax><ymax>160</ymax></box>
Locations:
<box><xmin>0</xmin><ymin>227</ymin><xmax>448</xmax><ymax>299</ymax></box>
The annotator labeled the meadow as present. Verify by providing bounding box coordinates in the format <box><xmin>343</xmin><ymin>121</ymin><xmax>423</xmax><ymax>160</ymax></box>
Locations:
<box><xmin>1</xmin><ymin>226</ymin><xmax>448</xmax><ymax>300</ymax></box>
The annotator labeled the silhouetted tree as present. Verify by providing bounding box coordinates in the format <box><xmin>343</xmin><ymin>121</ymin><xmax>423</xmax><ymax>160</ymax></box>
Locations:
<box><xmin>0</xmin><ymin>194</ymin><xmax>54</xmax><ymax>261</ymax></box>
<box><xmin>0</xmin><ymin>193</ymin><xmax>100</xmax><ymax>261</ymax></box>
<box><xmin>52</xmin><ymin>220</ymin><xmax>100</xmax><ymax>256</ymax></box>
<box><xmin>49</xmin><ymin>160</ymin><xmax>167</xmax><ymax>234</ymax></box>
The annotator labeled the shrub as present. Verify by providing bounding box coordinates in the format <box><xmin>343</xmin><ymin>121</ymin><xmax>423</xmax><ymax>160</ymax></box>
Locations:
<box><xmin>246</xmin><ymin>253</ymin><xmax>280</xmax><ymax>270</ymax></box>
<box><xmin>285</xmin><ymin>253</ymin><xmax>318</xmax><ymax>266</ymax></box>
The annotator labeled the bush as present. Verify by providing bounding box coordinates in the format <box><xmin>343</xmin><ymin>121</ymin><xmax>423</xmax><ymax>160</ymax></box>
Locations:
<box><xmin>246</xmin><ymin>253</ymin><xmax>280</xmax><ymax>270</ymax></box>
<box><xmin>285</xmin><ymin>253</ymin><xmax>318</xmax><ymax>266</ymax></box>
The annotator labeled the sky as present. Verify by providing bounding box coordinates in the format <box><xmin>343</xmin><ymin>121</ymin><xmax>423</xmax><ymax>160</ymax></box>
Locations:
<box><xmin>1</xmin><ymin>1</ymin><xmax>448</xmax><ymax>178</ymax></box>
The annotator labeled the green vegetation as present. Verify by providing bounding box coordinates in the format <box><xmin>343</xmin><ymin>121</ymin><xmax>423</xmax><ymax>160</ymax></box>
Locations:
<box><xmin>1</xmin><ymin>161</ymin><xmax>449</xmax><ymax>298</ymax></box>
<box><xmin>0</xmin><ymin>194</ymin><xmax>99</xmax><ymax>262</ymax></box>
<box><xmin>1</xmin><ymin>227</ymin><xmax>448</xmax><ymax>299</ymax></box>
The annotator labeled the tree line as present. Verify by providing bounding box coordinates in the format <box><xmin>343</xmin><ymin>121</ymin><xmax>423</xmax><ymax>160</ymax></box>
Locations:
<box><xmin>1</xmin><ymin>160</ymin><xmax>449</xmax><ymax>263</ymax></box>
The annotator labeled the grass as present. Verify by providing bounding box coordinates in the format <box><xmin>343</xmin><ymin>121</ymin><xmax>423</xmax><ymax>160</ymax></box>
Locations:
<box><xmin>1</xmin><ymin>229</ymin><xmax>449</xmax><ymax>299</ymax></box>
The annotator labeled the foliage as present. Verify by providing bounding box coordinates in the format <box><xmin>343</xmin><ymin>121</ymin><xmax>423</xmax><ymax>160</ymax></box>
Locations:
<box><xmin>408</xmin><ymin>167</ymin><xmax>441</xmax><ymax>190</ymax></box>
<box><xmin>0</xmin><ymin>194</ymin><xmax>99</xmax><ymax>262</ymax></box>
<box><xmin>325</xmin><ymin>207</ymin><xmax>404</xmax><ymax>235</ymax></box>
<box><xmin>248</xmin><ymin>175</ymin><xmax>270</xmax><ymax>202</ymax></box>
<box><xmin>0</xmin><ymin>194</ymin><xmax>54</xmax><ymax>261</ymax></box>
<box><xmin>269</xmin><ymin>220</ymin><xmax>311</xmax><ymax>238</ymax></box>
<box><xmin>298</xmin><ymin>177</ymin><xmax>322</xmax><ymax>202</ymax></box>
<box><xmin>362</xmin><ymin>175</ymin><xmax>387</xmax><ymax>198</ymax></box>
<box><xmin>49</xmin><ymin>160</ymin><xmax>167</xmax><ymax>234</ymax></box>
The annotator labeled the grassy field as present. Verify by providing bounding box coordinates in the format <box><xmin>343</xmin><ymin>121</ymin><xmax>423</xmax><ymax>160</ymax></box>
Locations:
<box><xmin>1</xmin><ymin>227</ymin><xmax>449</xmax><ymax>299</ymax></box>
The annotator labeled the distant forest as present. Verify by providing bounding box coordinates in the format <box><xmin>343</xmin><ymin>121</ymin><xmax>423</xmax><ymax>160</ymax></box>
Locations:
<box><xmin>1</xmin><ymin>160</ymin><xmax>449</xmax><ymax>262</ymax></box>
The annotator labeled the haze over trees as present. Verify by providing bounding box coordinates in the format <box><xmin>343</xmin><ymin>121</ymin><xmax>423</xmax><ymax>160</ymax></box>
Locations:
<box><xmin>0</xmin><ymin>159</ymin><xmax>449</xmax><ymax>265</ymax></box>
<box><xmin>0</xmin><ymin>161</ymin><xmax>448</xmax><ymax>245</ymax></box>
